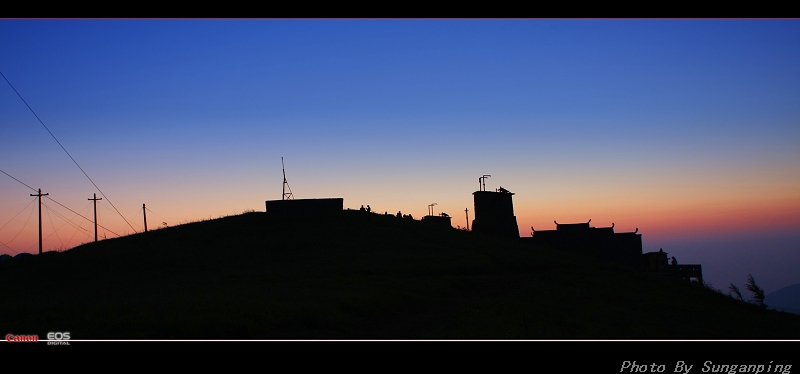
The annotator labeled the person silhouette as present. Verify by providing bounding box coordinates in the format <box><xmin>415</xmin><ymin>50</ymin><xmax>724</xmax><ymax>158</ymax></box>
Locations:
<box><xmin>360</xmin><ymin>205</ymin><xmax>365</xmax><ymax>211</ymax></box>
<box><xmin>671</xmin><ymin>256</ymin><xmax>677</xmax><ymax>265</ymax></box>
<box><xmin>366</xmin><ymin>205</ymin><xmax>371</xmax><ymax>213</ymax></box>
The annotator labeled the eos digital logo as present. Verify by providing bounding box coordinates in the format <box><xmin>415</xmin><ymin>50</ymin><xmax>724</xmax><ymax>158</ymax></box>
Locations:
<box><xmin>47</xmin><ymin>332</ymin><xmax>71</xmax><ymax>345</ymax></box>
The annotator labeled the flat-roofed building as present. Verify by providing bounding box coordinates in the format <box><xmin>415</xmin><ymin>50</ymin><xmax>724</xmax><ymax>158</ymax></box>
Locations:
<box><xmin>265</xmin><ymin>198</ymin><xmax>343</xmax><ymax>216</ymax></box>
<box><xmin>471</xmin><ymin>187</ymin><xmax>519</xmax><ymax>239</ymax></box>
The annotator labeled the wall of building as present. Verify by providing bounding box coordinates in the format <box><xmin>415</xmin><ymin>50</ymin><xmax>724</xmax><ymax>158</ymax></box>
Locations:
<box><xmin>526</xmin><ymin>223</ymin><xmax>642</xmax><ymax>268</ymax></box>
<box><xmin>265</xmin><ymin>198</ymin><xmax>343</xmax><ymax>216</ymax></box>
<box><xmin>421</xmin><ymin>215</ymin><xmax>452</xmax><ymax>228</ymax></box>
<box><xmin>471</xmin><ymin>191</ymin><xmax>519</xmax><ymax>239</ymax></box>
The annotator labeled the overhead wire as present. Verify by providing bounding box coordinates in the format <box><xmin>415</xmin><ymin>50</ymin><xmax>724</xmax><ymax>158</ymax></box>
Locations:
<box><xmin>45</xmin><ymin>200</ymin><xmax>92</xmax><ymax>236</ymax></box>
<box><xmin>42</xmin><ymin>198</ymin><xmax>65</xmax><ymax>249</ymax></box>
<box><xmin>46</xmin><ymin>196</ymin><xmax>123</xmax><ymax>238</ymax></box>
<box><xmin>144</xmin><ymin>206</ymin><xmax>169</xmax><ymax>225</ymax></box>
<box><xmin>97</xmin><ymin>199</ymin><xmax>130</xmax><ymax>235</ymax></box>
<box><xmin>0</xmin><ymin>168</ymin><xmax>153</xmax><ymax>255</ymax></box>
<box><xmin>42</xmin><ymin>199</ymin><xmax>95</xmax><ymax>250</ymax></box>
<box><xmin>0</xmin><ymin>241</ymin><xmax>19</xmax><ymax>254</ymax></box>
<box><xmin>97</xmin><ymin>209</ymin><xmax>105</xmax><ymax>240</ymax></box>
<box><xmin>0</xmin><ymin>196</ymin><xmax>37</xmax><ymax>234</ymax></box>
<box><xmin>1</xmin><ymin>168</ymin><xmax>37</xmax><ymax>191</ymax></box>
<box><xmin>129</xmin><ymin>206</ymin><xmax>144</xmax><ymax>232</ymax></box>
<box><xmin>0</xmin><ymin>200</ymin><xmax>36</xmax><ymax>254</ymax></box>
<box><xmin>64</xmin><ymin>201</ymin><xmax>93</xmax><ymax>248</ymax></box>
<box><xmin>3</xmin><ymin>197</ymin><xmax>38</xmax><ymax>250</ymax></box>
<box><xmin>1</xmin><ymin>167</ymin><xmax>124</xmax><ymax>239</ymax></box>
<box><xmin>1</xmin><ymin>70</ymin><xmax>138</xmax><ymax>234</ymax></box>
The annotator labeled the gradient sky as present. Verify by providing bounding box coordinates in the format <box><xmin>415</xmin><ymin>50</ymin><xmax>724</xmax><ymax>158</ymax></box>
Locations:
<box><xmin>1</xmin><ymin>20</ymin><xmax>798</xmax><ymax>294</ymax></box>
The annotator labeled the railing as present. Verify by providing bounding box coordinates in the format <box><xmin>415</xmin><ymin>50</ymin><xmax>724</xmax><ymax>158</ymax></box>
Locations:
<box><xmin>669</xmin><ymin>265</ymin><xmax>703</xmax><ymax>282</ymax></box>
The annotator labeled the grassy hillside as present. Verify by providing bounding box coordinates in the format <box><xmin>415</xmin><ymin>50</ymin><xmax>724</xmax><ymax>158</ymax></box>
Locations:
<box><xmin>2</xmin><ymin>210</ymin><xmax>799</xmax><ymax>339</ymax></box>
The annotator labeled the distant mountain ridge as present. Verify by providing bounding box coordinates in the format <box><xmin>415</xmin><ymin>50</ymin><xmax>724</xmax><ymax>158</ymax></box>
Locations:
<box><xmin>766</xmin><ymin>283</ymin><xmax>800</xmax><ymax>315</ymax></box>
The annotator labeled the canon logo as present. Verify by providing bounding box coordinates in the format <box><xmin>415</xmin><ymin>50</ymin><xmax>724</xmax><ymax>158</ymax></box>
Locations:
<box><xmin>5</xmin><ymin>334</ymin><xmax>39</xmax><ymax>342</ymax></box>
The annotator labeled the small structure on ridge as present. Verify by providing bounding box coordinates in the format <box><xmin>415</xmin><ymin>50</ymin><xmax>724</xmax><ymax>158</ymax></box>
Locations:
<box><xmin>265</xmin><ymin>158</ymin><xmax>343</xmax><ymax>216</ymax></box>
<box><xmin>470</xmin><ymin>177</ymin><xmax>519</xmax><ymax>239</ymax></box>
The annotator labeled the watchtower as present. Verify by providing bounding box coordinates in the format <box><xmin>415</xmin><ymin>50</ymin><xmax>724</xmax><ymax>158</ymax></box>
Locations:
<box><xmin>471</xmin><ymin>185</ymin><xmax>519</xmax><ymax>239</ymax></box>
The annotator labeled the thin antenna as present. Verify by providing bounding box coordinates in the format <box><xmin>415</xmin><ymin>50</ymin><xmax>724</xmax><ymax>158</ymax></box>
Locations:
<box><xmin>428</xmin><ymin>203</ymin><xmax>437</xmax><ymax>216</ymax></box>
<box><xmin>479</xmin><ymin>175</ymin><xmax>491</xmax><ymax>191</ymax></box>
<box><xmin>282</xmin><ymin>157</ymin><xmax>294</xmax><ymax>200</ymax></box>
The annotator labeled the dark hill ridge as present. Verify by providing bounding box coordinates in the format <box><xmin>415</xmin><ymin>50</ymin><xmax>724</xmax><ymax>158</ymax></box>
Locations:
<box><xmin>2</xmin><ymin>210</ymin><xmax>799</xmax><ymax>339</ymax></box>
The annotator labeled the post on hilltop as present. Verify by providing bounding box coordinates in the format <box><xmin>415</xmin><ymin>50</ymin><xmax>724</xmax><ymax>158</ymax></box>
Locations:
<box><xmin>30</xmin><ymin>188</ymin><xmax>49</xmax><ymax>254</ymax></box>
<box><xmin>88</xmin><ymin>193</ymin><xmax>102</xmax><ymax>242</ymax></box>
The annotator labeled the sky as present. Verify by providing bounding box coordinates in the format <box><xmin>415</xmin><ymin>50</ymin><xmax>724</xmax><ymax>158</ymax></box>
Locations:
<box><xmin>1</xmin><ymin>19</ymin><xmax>798</xmax><ymax>294</ymax></box>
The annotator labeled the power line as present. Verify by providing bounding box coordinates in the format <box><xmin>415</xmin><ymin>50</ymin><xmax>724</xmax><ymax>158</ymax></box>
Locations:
<box><xmin>1</xmin><ymin>197</ymin><xmax>38</xmax><ymax>252</ymax></box>
<box><xmin>144</xmin><ymin>206</ymin><xmax>169</xmax><ymax>223</ymax></box>
<box><xmin>45</xmin><ymin>196</ymin><xmax>122</xmax><ymax>238</ymax></box>
<box><xmin>0</xmin><ymin>169</ymin><xmax>154</xmax><ymax>255</ymax></box>
<box><xmin>45</xmin><ymin>201</ymin><xmax>92</xmax><ymax>236</ymax></box>
<box><xmin>42</xmin><ymin>198</ymin><xmax>65</xmax><ymax>249</ymax></box>
<box><xmin>64</xmin><ymin>201</ymin><xmax>93</xmax><ymax>248</ymax></box>
<box><xmin>1</xmin><ymin>168</ymin><xmax>127</xmax><ymax>240</ymax></box>
<box><xmin>0</xmin><ymin>168</ymin><xmax>36</xmax><ymax>192</ymax></box>
<box><xmin>1</xmin><ymin>70</ymin><xmax>138</xmax><ymax>234</ymax></box>
<box><xmin>0</xmin><ymin>197</ymin><xmax>37</xmax><ymax>234</ymax></box>
<box><xmin>0</xmin><ymin>241</ymin><xmax>19</xmax><ymax>254</ymax></box>
<box><xmin>1</xmin><ymin>168</ymin><xmax>122</xmax><ymax>237</ymax></box>
<box><xmin>42</xmin><ymin>199</ymin><xmax>92</xmax><ymax>241</ymax></box>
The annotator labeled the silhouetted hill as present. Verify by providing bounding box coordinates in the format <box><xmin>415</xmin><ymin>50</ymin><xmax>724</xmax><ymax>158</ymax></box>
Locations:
<box><xmin>766</xmin><ymin>283</ymin><xmax>800</xmax><ymax>315</ymax></box>
<box><xmin>2</xmin><ymin>210</ymin><xmax>800</xmax><ymax>339</ymax></box>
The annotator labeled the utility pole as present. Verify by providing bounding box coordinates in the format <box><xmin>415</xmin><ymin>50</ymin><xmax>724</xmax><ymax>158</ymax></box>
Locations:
<box><xmin>30</xmin><ymin>188</ymin><xmax>49</xmax><ymax>255</ymax></box>
<box><xmin>88</xmin><ymin>193</ymin><xmax>102</xmax><ymax>242</ymax></box>
<box><xmin>142</xmin><ymin>203</ymin><xmax>148</xmax><ymax>232</ymax></box>
<box><xmin>465</xmin><ymin>208</ymin><xmax>469</xmax><ymax>231</ymax></box>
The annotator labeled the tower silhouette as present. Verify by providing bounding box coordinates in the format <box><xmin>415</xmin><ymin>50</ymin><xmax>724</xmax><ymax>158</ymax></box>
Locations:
<box><xmin>471</xmin><ymin>185</ymin><xmax>519</xmax><ymax>239</ymax></box>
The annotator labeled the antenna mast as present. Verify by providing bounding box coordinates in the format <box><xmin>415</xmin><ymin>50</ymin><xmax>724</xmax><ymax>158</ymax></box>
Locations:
<box><xmin>282</xmin><ymin>157</ymin><xmax>294</xmax><ymax>200</ymax></box>
<box><xmin>428</xmin><ymin>203</ymin><xmax>437</xmax><ymax>216</ymax></box>
<box><xmin>479</xmin><ymin>175</ymin><xmax>491</xmax><ymax>191</ymax></box>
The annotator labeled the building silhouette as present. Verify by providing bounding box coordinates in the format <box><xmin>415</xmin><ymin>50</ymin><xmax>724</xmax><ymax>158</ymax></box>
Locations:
<box><xmin>523</xmin><ymin>221</ymin><xmax>643</xmax><ymax>269</ymax></box>
<box><xmin>471</xmin><ymin>187</ymin><xmax>519</xmax><ymax>239</ymax></box>
<box><xmin>642</xmin><ymin>249</ymin><xmax>703</xmax><ymax>283</ymax></box>
<box><xmin>259</xmin><ymin>173</ymin><xmax>702</xmax><ymax>281</ymax></box>
<box><xmin>265</xmin><ymin>198</ymin><xmax>343</xmax><ymax>216</ymax></box>
<box><xmin>422</xmin><ymin>213</ymin><xmax>452</xmax><ymax>228</ymax></box>
<box><xmin>468</xmin><ymin>181</ymin><xmax>702</xmax><ymax>278</ymax></box>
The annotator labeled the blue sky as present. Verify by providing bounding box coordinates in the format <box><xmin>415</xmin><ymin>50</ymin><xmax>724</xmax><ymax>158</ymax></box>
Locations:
<box><xmin>1</xmin><ymin>19</ymin><xmax>798</xmax><ymax>293</ymax></box>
